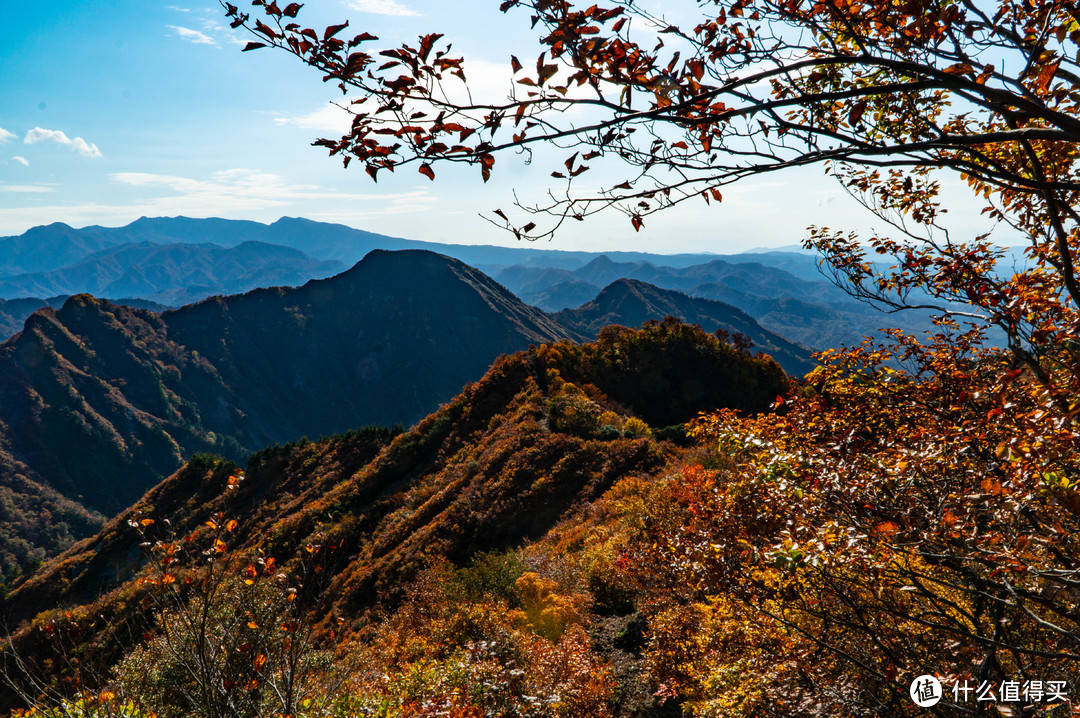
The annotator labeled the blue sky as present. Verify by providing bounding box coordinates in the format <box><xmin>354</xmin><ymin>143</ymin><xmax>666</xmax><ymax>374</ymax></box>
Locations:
<box><xmin>0</xmin><ymin>1</ymin><xmax>994</xmax><ymax>253</ymax></box>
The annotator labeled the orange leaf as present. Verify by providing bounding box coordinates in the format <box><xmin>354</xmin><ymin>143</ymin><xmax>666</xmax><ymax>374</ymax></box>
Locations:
<box><xmin>1035</xmin><ymin>59</ymin><xmax>1060</xmax><ymax>92</ymax></box>
<box><xmin>943</xmin><ymin>62</ymin><xmax>974</xmax><ymax>76</ymax></box>
<box><xmin>874</xmin><ymin>521</ymin><xmax>900</xmax><ymax>536</ymax></box>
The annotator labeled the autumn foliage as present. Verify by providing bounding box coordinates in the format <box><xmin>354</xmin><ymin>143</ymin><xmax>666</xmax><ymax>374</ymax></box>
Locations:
<box><xmin>7</xmin><ymin>0</ymin><xmax>1080</xmax><ymax>713</ymax></box>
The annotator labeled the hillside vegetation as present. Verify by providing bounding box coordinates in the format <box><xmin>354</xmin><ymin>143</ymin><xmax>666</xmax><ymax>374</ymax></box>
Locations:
<box><xmin>0</xmin><ymin>320</ymin><xmax>789</xmax><ymax>717</ymax></box>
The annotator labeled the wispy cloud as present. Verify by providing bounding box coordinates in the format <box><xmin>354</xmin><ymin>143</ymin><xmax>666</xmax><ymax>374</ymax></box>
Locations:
<box><xmin>1</xmin><ymin>185</ymin><xmax>54</xmax><ymax>193</ymax></box>
<box><xmin>0</xmin><ymin>169</ymin><xmax>437</xmax><ymax>236</ymax></box>
<box><xmin>169</xmin><ymin>25</ymin><xmax>218</xmax><ymax>47</ymax></box>
<box><xmin>165</xmin><ymin>5</ymin><xmax>191</xmax><ymax>11</ymax></box>
<box><xmin>109</xmin><ymin>168</ymin><xmax>429</xmax><ymax>207</ymax></box>
<box><xmin>0</xmin><ymin>127</ymin><xmax>15</xmax><ymax>143</ymax></box>
<box><xmin>12</xmin><ymin>156</ymin><xmax>29</xmax><ymax>167</ymax></box>
<box><xmin>346</xmin><ymin>0</ymin><xmax>421</xmax><ymax>17</ymax></box>
<box><xmin>271</xmin><ymin>104</ymin><xmax>354</xmax><ymax>134</ymax></box>
<box><xmin>23</xmin><ymin>127</ymin><xmax>103</xmax><ymax>158</ymax></box>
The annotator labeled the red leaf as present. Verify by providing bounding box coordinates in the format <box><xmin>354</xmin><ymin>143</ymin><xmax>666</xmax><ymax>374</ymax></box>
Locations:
<box><xmin>631</xmin><ymin>215</ymin><xmax>643</xmax><ymax>232</ymax></box>
<box><xmin>537</xmin><ymin>63</ymin><xmax>559</xmax><ymax>86</ymax></box>
<box><xmin>849</xmin><ymin>100</ymin><xmax>867</xmax><ymax>125</ymax></box>
<box><xmin>418</xmin><ymin>164</ymin><xmax>435</xmax><ymax>180</ymax></box>
<box><xmin>350</xmin><ymin>31</ymin><xmax>378</xmax><ymax>46</ymax></box>
<box><xmin>283</xmin><ymin>3</ymin><xmax>302</xmax><ymax>18</ymax></box>
<box><xmin>242</xmin><ymin>42</ymin><xmax>268</xmax><ymax>51</ymax></box>
<box><xmin>510</xmin><ymin>55</ymin><xmax>523</xmax><ymax>73</ymax></box>
<box><xmin>255</xmin><ymin>20</ymin><xmax>278</xmax><ymax>39</ymax></box>
<box><xmin>324</xmin><ymin>22</ymin><xmax>348</xmax><ymax>41</ymax></box>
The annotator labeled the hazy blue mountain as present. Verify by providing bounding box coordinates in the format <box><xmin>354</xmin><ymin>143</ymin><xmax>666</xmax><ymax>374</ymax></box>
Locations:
<box><xmin>1</xmin><ymin>216</ymin><xmax>948</xmax><ymax>352</ymax></box>
<box><xmin>556</xmin><ymin>279</ymin><xmax>815</xmax><ymax>376</ymax></box>
<box><xmin>521</xmin><ymin>280</ymin><xmax>602</xmax><ymax>311</ymax></box>
<box><xmin>0</xmin><ymin>217</ymin><xmax>747</xmax><ymax>279</ymax></box>
<box><xmin>0</xmin><ymin>223</ymin><xmax>130</xmax><ymax>276</ymax></box>
<box><xmin>0</xmin><ymin>241</ymin><xmax>344</xmax><ymax>303</ymax></box>
<box><xmin>499</xmin><ymin>254</ymin><xmax>848</xmax><ymax>303</ymax></box>
<box><xmin>0</xmin><ymin>298</ymin><xmax>52</xmax><ymax>339</ymax></box>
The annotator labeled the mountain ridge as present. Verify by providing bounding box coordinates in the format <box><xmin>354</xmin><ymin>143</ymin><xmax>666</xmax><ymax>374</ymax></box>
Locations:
<box><xmin>557</xmin><ymin>278</ymin><xmax>815</xmax><ymax>375</ymax></box>
<box><xmin>0</xmin><ymin>250</ymin><xmax>577</xmax><ymax>523</ymax></box>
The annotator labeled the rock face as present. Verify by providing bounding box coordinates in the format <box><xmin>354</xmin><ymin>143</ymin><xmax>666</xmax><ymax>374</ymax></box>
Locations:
<box><xmin>0</xmin><ymin>250</ymin><xmax>576</xmax><ymax>521</ymax></box>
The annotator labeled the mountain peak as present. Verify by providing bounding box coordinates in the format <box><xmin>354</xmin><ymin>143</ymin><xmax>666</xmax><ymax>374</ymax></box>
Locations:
<box><xmin>581</xmin><ymin>254</ymin><xmax>617</xmax><ymax>268</ymax></box>
<box><xmin>557</xmin><ymin>279</ymin><xmax>815</xmax><ymax>376</ymax></box>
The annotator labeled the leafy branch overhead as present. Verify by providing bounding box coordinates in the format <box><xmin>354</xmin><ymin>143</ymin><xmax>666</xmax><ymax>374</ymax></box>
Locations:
<box><xmin>225</xmin><ymin>0</ymin><xmax>1079</xmax><ymax>239</ymax></box>
<box><xmin>224</xmin><ymin>0</ymin><xmax>1080</xmax><ymax>413</ymax></box>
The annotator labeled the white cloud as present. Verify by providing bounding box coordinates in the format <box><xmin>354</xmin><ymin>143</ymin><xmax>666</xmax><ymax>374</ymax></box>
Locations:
<box><xmin>169</xmin><ymin>25</ymin><xmax>218</xmax><ymax>47</ymax></box>
<box><xmin>272</xmin><ymin>104</ymin><xmax>355</xmax><ymax>134</ymax></box>
<box><xmin>24</xmin><ymin>127</ymin><xmax>103</xmax><ymax>158</ymax></box>
<box><xmin>108</xmin><ymin>168</ymin><xmax>431</xmax><ymax>208</ymax></box>
<box><xmin>346</xmin><ymin>0</ymin><xmax>421</xmax><ymax>17</ymax></box>
<box><xmin>12</xmin><ymin>156</ymin><xmax>29</xmax><ymax>167</ymax></box>
<box><xmin>165</xmin><ymin>5</ymin><xmax>191</xmax><ymax>11</ymax></box>
<box><xmin>1</xmin><ymin>185</ymin><xmax>54</xmax><ymax>193</ymax></box>
<box><xmin>0</xmin><ymin>127</ymin><xmax>15</xmax><ymax>143</ymax></box>
<box><xmin>0</xmin><ymin>168</ymin><xmax>436</xmax><ymax>236</ymax></box>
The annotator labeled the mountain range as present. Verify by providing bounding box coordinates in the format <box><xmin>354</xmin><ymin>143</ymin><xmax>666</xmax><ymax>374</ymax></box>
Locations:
<box><xmin>0</xmin><ymin>216</ymin><xmax>939</xmax><ymax>350</ymax></box>
<box><xmin>0</xmin><ymin>249</ymin><xmax>810</xmax><ymax>577</ymax></box>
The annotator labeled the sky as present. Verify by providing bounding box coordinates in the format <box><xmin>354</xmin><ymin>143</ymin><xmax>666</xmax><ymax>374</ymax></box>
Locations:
<box><xmin>0</xmin><ymin>1</ymin><xmax>1000</xmax><ymax>254</ymax></box>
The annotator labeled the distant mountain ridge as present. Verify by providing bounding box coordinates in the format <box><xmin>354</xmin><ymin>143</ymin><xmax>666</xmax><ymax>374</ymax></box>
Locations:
<box><xmin>0</xmin><ymin>216</ymin><xmax>811</xmax><ymax>277</ymax></box>
<box><xmin>0</xmin><ymin>250</ymin><xmax>576</xmax><ymax>525</ymax></box>
<box><xmin>0</xmin><ymin>240</ymin><xmax>344</xmax><ymax>304</ymax></box>
<box><xmin>556</xmin><ymin>279</ymin><xmax>815</xmax><ymax>375</ymax></box>
<box><xmin>3</xmin><ymin>216</ymin><xmax>896</xmax><ymax>349</ymax></box>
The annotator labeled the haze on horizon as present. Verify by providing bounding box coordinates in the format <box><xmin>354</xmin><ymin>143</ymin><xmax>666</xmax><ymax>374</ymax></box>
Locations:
<box><xmin>2</xmin><ymin>1</ymin><xmax>1003</xmax><ymax>253</ymax></box>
